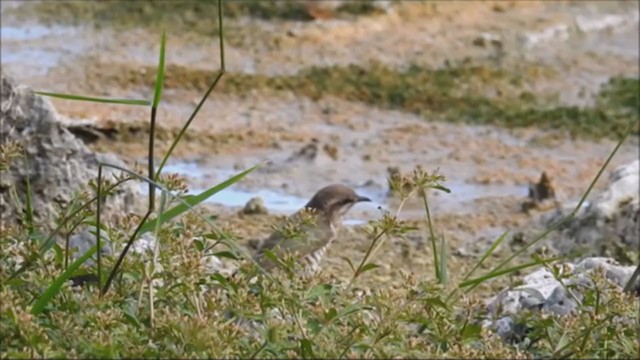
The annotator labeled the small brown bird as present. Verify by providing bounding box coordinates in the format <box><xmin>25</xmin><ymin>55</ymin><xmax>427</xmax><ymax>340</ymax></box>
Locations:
<box><xmin>254</xmin><ymin>184</ymin><xmax>371</xmax><ymax>276</ymax></box>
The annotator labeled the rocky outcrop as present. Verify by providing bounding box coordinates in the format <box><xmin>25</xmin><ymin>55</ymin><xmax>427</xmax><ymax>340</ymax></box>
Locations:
<box><xmin>0</xmin><ymin>72</ymin><xmax>138</xmax><ymax>231</ymax></box>
<box><xmin>493</xmin><ymin>160</ymin><xmax>639</xmax><ymax>342</ymax></box>
<box><xmin>485</xmin><ymin>257</ymin><xmax>638</xmax><ymax>341</ymax></box>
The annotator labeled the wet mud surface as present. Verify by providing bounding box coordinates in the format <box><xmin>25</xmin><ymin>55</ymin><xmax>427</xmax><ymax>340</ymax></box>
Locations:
<box><xmin>2</xmin><ymin>0</ymin><xmax>638</xmax><ymax>284</ymax></box>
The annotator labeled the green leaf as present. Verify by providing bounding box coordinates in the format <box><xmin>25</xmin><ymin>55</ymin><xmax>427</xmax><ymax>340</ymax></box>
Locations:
<box><xmin>313</xmin><ymin>303</ymin><xmax>370</xmax><ymax>339</ymax></box>
<box><xmin>431</xmin><ymin>184</ymin><xmax>451</xmax><ymax>193</ymax></box>
<box><xmin>152</xmin><ymin>30</ymin><xmax>166</xmax><ymax>108</ymax></box>
<box><xmin>4</xmin><ymin>277</ymin><xmax>27</xmax><ymax>287</ymax></box>
<box><xmin>335</xmin><ymin>303</ymin><xmax>370</xmax><ymax>321</ymax></box>
<box><xmin>461</xmin><ymin>323</ymin><xmax>482</xmax><ymax>339</ymax></box>
<box><xmin>52</xmin><ymin>243</ymin><xmax>64</xmax><ymax>265</ymax></box>
<box><xmin>324</xmin><ymin>308</ymin><xmax>338</xmax><ymax>322</ymax></box>
<box><xmin>211</xmin><ymin>273</ymin><xmax>237</xmax><ymax>293</ymax></box>
<box><xmin>553</xmin><ymin>330</ymin><xmax>570</xmax><ymax>354</ymax></box>
<box><xmin>35</xmin><ymin>91</ymin><xmax>150</xmax><ymax>106</ymax></box>
<box><xmin>458</xmin><ymin>255</ymin><xmax>569</xmax><ymax>289</ymax></box>
<box><xmin>262</xmin><ymin>249</ymin><xmax>286</xmax><ymax>268</ymax></box>
<box><xmin>138</xmin><ymin>165</ymin><xmax>260</xmax><ymax>234</ymax></box>
<box><xmin>31</xmin><ymin>245</ymin><xmax>98</xmax><ymax>315</ymax></box>
<box><xmin>357</xmin><ymin>263</ymin><xmax>380</xmax><ymax>275</ymax></box>
<box><xmin>354</xmin><ymin>343</ymin><xmax>372</xmax><ymax>352</ymax></box>
<box><xmin>307</xmin><ymin>319</ymin><xmax>322</xmax><ymax>336</ymax></box>
<box><xmin>305</xmin><ymin>284</ymin><xmax>334</xmax><ymax>301</ymax></box>
<box><xmin>213</xmin><ymin>251</ymin><xmax>240</xmax><ymax>261</ymax></box>
<box><xmin>299</xmin><ymin>339</ymin><xmax>315</xmax><ymax>359</ymax></box>
<box><xmin>193</xmin><ymin>237</ymin><xmax>205</xmax><ymax>251</ymax></box>
<box><xmin>341</xmin><ymin>256</ymin><xmax>355</xmax><ymax>272</ymax></box>
<box><xmin>424</xmin><ymin>296</ymin><xmax>449</xmax><ymax>310</ymax></box>
<box><xmin>29</xmin><ymin>231</ymin><xmax>46</xmax><ymax>245</ymax></box>
<box><xmin>122</xmin><ymin>309</ymin><xmax>141</xmax><ymax>328</ymax></box>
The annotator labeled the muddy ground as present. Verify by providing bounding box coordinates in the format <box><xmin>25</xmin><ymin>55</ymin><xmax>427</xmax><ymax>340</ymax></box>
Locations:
<box><xmin>2</xmin><ymin>1</ymin><xmax>638</xmax><ymax>287</ymax></box>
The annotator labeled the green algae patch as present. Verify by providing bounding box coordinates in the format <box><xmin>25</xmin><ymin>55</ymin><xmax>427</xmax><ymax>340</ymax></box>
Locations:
<box><xmin>93</xmin><ymin>60</ymin><xmax>638</xmax><ymax>139</ymax></box>
<box><xmin>596</xmin><ymin>76</ymin><xmax>640</xmax><ymax>115</ymax></box>
<box><xmin>11</xmin><ymin>0</ymin><xmax>386</xmax><ymax>33</ymax></box>
<box><xmin>10</xmin><ymin>0</ymin><xmax>226</xmax><ymax>38</ymax></box>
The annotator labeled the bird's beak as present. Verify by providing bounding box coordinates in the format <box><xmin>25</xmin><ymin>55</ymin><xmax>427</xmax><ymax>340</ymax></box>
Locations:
<box><xmin>356</xmin><ymin>195</ymin><xmax>371</xmax><ymax>202</ymax></box>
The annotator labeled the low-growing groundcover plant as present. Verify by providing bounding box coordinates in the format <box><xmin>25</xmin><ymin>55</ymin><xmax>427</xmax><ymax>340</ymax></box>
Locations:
<box><xmin>1</xmin><ymin>160</ymin><xmax>638</xmax><ymax>358</ymax></box>
<box><xmin>2</xmin><ymin>1</ymin><xmax>639</xmax><ymax>358</ymax></box>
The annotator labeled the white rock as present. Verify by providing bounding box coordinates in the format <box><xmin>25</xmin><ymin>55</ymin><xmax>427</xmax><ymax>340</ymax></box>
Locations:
<box><xmin>590</xmin><ymin>160</ymin><xmax>639</xmax><ymax>219</ymax></box>
<box><xmin>485</xmin><ymin>257</ymin><xmax>637</xmax><ymax>341</ymax></box>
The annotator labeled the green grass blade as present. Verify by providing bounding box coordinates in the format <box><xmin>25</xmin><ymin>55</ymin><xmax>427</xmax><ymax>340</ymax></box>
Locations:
<box><xmin>458</xmin><ymin>255</ymin><xmax>569</xmax><ymax>289</ymax></box>
<box><xmin>139</xmin><ymin>164</ymin><xmax>260</xmax><ymax>234</ymax></box>
<box><xmin>152</xmin><ymin>30</ymin><xmax>166</xmax><ymax>109</ymax></box>
<box><xmin>31</xmin><ymin>245</ymin><xmax>98</xmax><ymax>315</ymax></box>
<box><xmin>23</xmin><ymin>156</ymin><xmax>35</xmax><ymax>236</ymax></box>
<box><xmin>217</xmin><ymin>0</ymin><xmax>225</xmax><ymax>71</ymax></box>
<box><xmin>461</xmin><ymin>230</ymin><xmax>509</xmax><ymax>282</ymax></box>
<box><xmin>35</xmin><ymin>91</ymin><xmax>150</xmax><ymax>106</ymax></box>
<box><xmin>438</xmin><ymin>231</ymin><xmax>447</xmax><ymax>285</ymax></box>
<box><xmin>623</xmin><ymin>263</ymin><xmax>639</xmax><ymax>293</ymax></box>
<box><xmin>420</xmin><ymin>192</ymin><xmax>440</xmax><ymax>282</ymax></box>
<box><xmin>155</xmin><ymin>0</ymin><xmax>226</xmax><ymax>177</ymax></box>
<box><xmin>154</xmin><ymin>71</ymin><xmax>224</xmax><ymax>177</ymax></box>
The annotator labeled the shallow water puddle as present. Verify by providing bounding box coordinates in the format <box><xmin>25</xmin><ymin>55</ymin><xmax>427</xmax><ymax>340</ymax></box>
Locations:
<box><xmin>150</xmin><ymin>162</ymin><xmax>308</xmax><ymax>213</ymax></box>
<box><xmin>152</xmin><ymin>162</ymin><xmax>528</xmax><ymax>219</ymax></box>
<box><xmin>1</xmin><ymin>24</ymin><xmax>75</xmax><ymax>41</ymax></box>
<box><xmin>1</xmin><ymin>23</ymin><xmax>88</xmax><ymax>76</ymax></box>
<box><xmin>151</xmin><ymin>162</ymin><xmax>386</xmax><ymax>223</ymax></box>
<box><xmin>192</xmin><ymin>186</ymin><xmax>309</xmax><ymax>213</ymax></box>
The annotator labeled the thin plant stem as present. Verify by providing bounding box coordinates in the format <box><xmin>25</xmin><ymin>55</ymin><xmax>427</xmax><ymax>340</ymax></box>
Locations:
<box><xmin>349</xmin><ymin>194</ymin><xmax>412</xmax><ymax>286</ymax></box>
<box><xmin>148</xmin><ymin>106</ymin><xmax>156</xmax><ymax>213</ymax></box>
<box><xmin>155</xmin><ymin>0</ymin><xmax>226</xmax><ymax>177</ymax></box>
<box><xmin>136</xmin><ymin>277</ymin><xmax>145</xmax><ymax>312</ymax></box>
<box><xmin>102</xmin><ymin>209</ymin><xmax>152</xmax><ymax>295</ymax></box>
<box><xmin>64</xmin><ymin>232</ymin><xmax>69</xmax><ymax>270</ymax></box>
<box><xmin>148</xmin><ymin>276</ymin><xmax>155</xmax><ymax>331</ymax></box>
<box><xmin>96</xmin><ymin>165</ymin><xmax>103</xmax><ymax>291</ymax></box>
<box><xmin>218</xmin><ymin>0</ymin><xmax>225</xmax><ymax>71</ymax></box>
<box><xmin>249</xmin><ymin>341</ymin><xmax>268</xmax><ymax>359</ymax></box>
<box><xmin>149</xmin><ymin>192</ymin><xmax>167</xmax><ymax>330</ymax></box>
<box><xmin>420</xmin><ymin>189</ymin><xmax>441</xmax><ymax>282</ymax></box>
<box><xmin>623</xmin><ymin>263</ymin><xmax>639</xmax><ymax>294</ymax></box>
<box><xmin>23</xmin><ymin>156</ymin><xmax>34</xmax><ymax>236</ymax></box>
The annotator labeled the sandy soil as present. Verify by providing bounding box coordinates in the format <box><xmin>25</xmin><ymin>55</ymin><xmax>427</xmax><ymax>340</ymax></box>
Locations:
<box><xmin>2</xmin><ymin>0</ymin><xmax>638</xmax><ymax>284</ymax></box>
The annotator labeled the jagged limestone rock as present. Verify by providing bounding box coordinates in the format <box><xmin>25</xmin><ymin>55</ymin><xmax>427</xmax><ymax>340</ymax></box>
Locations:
<box><xmin>0</xmin><ymin>72</ymin><xmax>138</xmax><ymax>229</ymax></box>
<box><xmin>485</xmin><ymin>257</ymin><xmax>637</xmax><ymax>341</ymax></box>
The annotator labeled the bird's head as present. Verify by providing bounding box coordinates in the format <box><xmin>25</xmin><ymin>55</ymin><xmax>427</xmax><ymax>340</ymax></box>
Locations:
<box><xmin>305</xmin><ymin>184</ymin><xmax>371</xmax><ymax>220</ymax></box>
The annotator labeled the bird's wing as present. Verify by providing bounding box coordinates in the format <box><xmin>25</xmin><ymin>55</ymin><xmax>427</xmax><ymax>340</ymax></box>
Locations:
<box><xmin>255</xmin><ymin>213</ymin><xmax>333</xmax><ymax>267</ymax></box>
